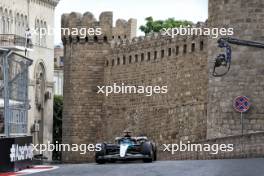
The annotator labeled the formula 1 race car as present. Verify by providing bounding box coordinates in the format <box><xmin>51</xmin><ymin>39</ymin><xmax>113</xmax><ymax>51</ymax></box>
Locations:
<box><xmin>95</xmin><ymin>132</ymin><xmax>157</xmax><ymax>164</ymax></box>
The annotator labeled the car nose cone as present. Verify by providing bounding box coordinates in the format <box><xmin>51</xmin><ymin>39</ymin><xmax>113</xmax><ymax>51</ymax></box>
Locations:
<box><xmin>120</xmin><ymin>144</ymin><xmax>130</xmax><ymax>157</ymax></box>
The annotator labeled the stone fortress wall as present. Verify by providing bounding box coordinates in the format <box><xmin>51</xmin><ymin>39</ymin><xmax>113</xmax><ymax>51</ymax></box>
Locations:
<box><xmin>61</xmin><ymin>0</ymin><xmax>264</xmax><ymax>163</ymax></box>
<box><xmin>207</xmin><ymin>0</ymin><xmax>264</xmax><ymax>139</ymax></box>
<box><xmin>103</xmin><ymin>33</ymin><xmax>208</xmax><ymax>148</ymax></box>
<box><xmin>61</xmin><ymin>11</ymin><xmax>208</xmax><ymax>162</ymax></box>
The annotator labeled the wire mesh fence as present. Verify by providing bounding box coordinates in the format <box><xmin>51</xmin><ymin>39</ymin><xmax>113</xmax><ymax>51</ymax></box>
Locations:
<box><xmin>0</xmin><ymin>49</ymin><xmax>32</xmax><ymax>136</ymax></box>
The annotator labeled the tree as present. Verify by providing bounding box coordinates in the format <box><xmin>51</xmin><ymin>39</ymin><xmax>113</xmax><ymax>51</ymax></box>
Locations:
<box><xmin>139</xmin><ymin>17</ymin><xmax>193</xmax><ymax>34</ymax></box>
<box><xmin>53</xmin><ymin>95</ymin><xmax>63</xmax><ymax>161</ymax></box>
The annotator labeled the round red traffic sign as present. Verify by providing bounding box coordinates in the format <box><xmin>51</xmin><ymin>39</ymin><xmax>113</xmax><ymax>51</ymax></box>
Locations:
<box><xmin>233</xmin><ymin>96</ymin><xmax>250</xmax><ymax>113</ymax></box>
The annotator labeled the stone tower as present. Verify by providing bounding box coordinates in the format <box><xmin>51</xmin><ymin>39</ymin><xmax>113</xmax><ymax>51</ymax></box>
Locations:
<box><xmin>61</xmin><ymin>12</ymin><xmax>137</xmax><ymax>162</ymax></box>
<box><xmin>207</xmin><ymin>0</ymin><xmax>264</xmax><ymax>139</ymax></box>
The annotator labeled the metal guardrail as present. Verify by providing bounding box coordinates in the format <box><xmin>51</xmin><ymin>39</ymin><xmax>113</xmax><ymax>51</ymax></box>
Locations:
<box><xmin>0</xmin><ymin>34</ymin><xmax>33</xmax><ymax>49</ymax></box>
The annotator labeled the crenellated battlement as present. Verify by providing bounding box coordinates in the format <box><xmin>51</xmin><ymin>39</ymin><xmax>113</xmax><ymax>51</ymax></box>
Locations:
<box><xmin>61</xmin><ymin>11</ymin><xmax>137</xmax><ymax>43</ymax></box>
<box><xmin>61</xmin><ymin>12</ymin><xmax>207</xmax><ymax>69</ymax></box>
<box><xmin>106</xmin><ymin>33</ymin><xmax>207</xmax><ymax>68</ymax></box>
<box><xmin>109</xmin><ymin>21</ymin><xmax>206</xmax><ymax>47</ymax></box>
<box><xmin>111</xmin><ymin>31</ymin><xmax>206</xmax><ymax>48</ymax></box>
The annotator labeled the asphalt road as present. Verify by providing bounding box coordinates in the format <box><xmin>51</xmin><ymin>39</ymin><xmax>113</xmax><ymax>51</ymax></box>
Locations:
<box><xmin>30</xmin><ymin>158</ymin><xmax>264</xmax><ymax>176</ymax></box>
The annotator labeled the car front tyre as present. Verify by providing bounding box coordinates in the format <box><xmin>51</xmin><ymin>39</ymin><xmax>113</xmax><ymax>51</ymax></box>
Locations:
<box><xmin>142</xmin><ymin>142</ymin><xmax>154</xmax><ymax>163</ymax></box>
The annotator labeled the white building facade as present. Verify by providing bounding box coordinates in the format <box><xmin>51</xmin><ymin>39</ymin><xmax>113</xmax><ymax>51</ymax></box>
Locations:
<box><xmin>0</xmin><ymin>0</ymin><xmax>59</xmax><ymax>160</ymax></box>
<box><xmin>54</xmin><ymin>45</ymin><xmax>63</xmax><ymax>96</ymax></box>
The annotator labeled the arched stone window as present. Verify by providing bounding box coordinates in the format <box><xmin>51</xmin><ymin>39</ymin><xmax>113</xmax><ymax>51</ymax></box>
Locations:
<box><xmin>21</xmin><ymin>14</ymin><xmax>24</xmax><ymax>36</ymax></box>
<box><xmin>35</xmin><ymin>19</ymin><xmax>40</xmax><ymax>45</ymax></box>
<box><xmin>25</xmin><ymin>15</ymin><xmax>28</xmax><ymax>26</ymax></box>
<box><xmin>44</xmin><ymin>21</ymin><xmax>47</xmax><ymax>46</ymax></box>
<box><xmin>8</xmin><ymin>10</ymin><xmax>13</xmax><ymax>34</ymax></box>
<box><xmin>0</xmin><ymin>7</ymin><xmax>3</xmax><ymax>34</ymax></box>
<box><xmin>35</xmin><ymin>62</ymin><xmax>46</xmax><ymax>110</ymax></box>
<box><xmin>40</xmin><ymin>20</ymin><xmax>43</xmax><ymax>45</ymax></box>
<box><xmin>34</xmin><ymin>62</ymin><xmax>46</xmax><ymax>144</ymax></box>
<box><xmin>3</xmin><ymin>9</ymin><xmax>8</xmax><ymax>34</ymax></box>
<box><xmin>15</xmin><ymin>13</ymin><xmax>20</xmax><ymax>35</ymax></box>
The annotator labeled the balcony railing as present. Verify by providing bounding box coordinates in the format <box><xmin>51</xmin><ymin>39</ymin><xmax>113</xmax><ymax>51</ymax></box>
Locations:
<box><xmin>0</xmin><ymin>34</ymin><xmax>33</xmax><ymax>49</ymax></box>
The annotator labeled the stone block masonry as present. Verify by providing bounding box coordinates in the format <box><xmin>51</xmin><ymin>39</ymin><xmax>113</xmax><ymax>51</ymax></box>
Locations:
<box><xmin>103</xmin><ymin>35</ymin><xmax>208</xmax><ymax>154</ymax></box>
<box><xmin>207</xmin><ymin>0</ymin><xmax>264</xmax><ymax>139</ymax></box>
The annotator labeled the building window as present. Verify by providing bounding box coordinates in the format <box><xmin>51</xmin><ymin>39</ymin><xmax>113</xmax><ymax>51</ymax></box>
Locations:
<box><xmin>200</xmin><ymin>41</ymin><xmax>204</xmax><ymax>51</ymax></box>
<box><xmin>123</xmin><ymin>56</ymin><xmax>126</xmax><ymax>65</ymax></box>
<box><xmin>183</xmin><ymin>44</ymin><xmax>187</xmax><ymax>54</ymax></box>
<box><xmin>147</xmin><ymin>52</ymin><xmax>151</xmax><ymax>61</ymax></box>
<box><xmin>161</xmin><ymin>49</ymin><xmax>165</xmax><ymax>58</ymax></box>
<box><xmin>106</xmin><ymin>60</ymin><xmax>109</xmax><ymax>66</ymax></box>
<box><xmin>129</xmin><ymin>55</ymin><xmax>132</xmax><ymax>64</ymax></box>
<box><xmin>35</xmin><ymin>19</ymin><xmax>40</xmax><ymax>45</ymax></box>
<box><xmin>43</xmin><ymin>21</ymin><xmax>47</xmax><ymax>46</ymax></box>
<box><xmin>117</xmin><ymin>57</ymin><xmax>120</xmax><ymax>65</ymax></box>
<box><xmin>2</xmin><ymin>17</ymin><xmax>6</xmax><ymax>34</ymax></box>
<box><xmin>141</xmin><ymin>53</ymin><xmax>144</xmax><ymax>62</ymax></box>
<box><xmin>112</xmin><ymin>59</ymin><xmax>114</xmax><ymax>66</ymax></box>
<box><xmin>191</xmin><ymin>43</ymin><xmax>195</xmax><ymax>52</ymax></box>
<box><xmin>154</xmin><ymin>51</ymin><xmax>157</xmax><ymax>60</ymax></box>
<box><xmin>40</xmin><ymin>20</ymin><xmax>43</xmax><ymax>45</ymax></box>
<box><xmin>168</xmin><ymin>48</ymin><xmax>172</xmax><ymax>56</ymax></box>
<box><xmin>135</xmin><ymin>54</ymin><xmax>138</xmax><ymax>63</ymax></box>
<box><xmin>103</xmin><ymin>36</ymin><xmax>107</xmax><ymax>42</ymax></box>
<box><xmin>176</xmin><ymin>46</ymin><xmax>179</xmax><ymax>55</ymax></box>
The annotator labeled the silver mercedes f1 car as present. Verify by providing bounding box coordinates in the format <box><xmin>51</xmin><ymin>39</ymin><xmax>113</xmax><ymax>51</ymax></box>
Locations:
<box><xmin>95</xmin><ymin>132</ymin><xmax>157</xmax><ymax>164</ymax></box>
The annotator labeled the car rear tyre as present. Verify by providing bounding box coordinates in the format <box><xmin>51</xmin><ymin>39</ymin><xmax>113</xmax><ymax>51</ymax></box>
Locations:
<box><xmin>95</xmin><ymin>143</ymin><xmax>107</xmax><ymax>164</ymax></box>
<box><xmin>153</xmin><ymin>143</ymin><xmax>157</xmax><ymax>161</ymax></box>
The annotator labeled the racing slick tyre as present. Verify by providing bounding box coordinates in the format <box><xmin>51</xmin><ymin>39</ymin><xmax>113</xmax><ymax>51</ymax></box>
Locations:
<box><xmin>95</xmin><ymin>143</ymin><xmax>107</xmax><ymax>164</ymax></box>
<box><xmin>153</xmin><ymin>143</ymin><xmax>157</xmax><ymax>161</ymax></box>
<box><xmin>141</xmin><ymin>142</ymin><xmax>154</xmax><ymax>163</ymax></box>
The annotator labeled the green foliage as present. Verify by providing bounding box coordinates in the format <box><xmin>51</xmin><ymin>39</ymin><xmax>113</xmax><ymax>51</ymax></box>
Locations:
<box><xmin>140</xmin><ymin>16</ymin><xmax>193</xmax><ymax>34</ymax></box>
<box><xmin>53</xmin><ymin>95</ymin><xmax>63</xmax><ymax>161</ymax></box>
